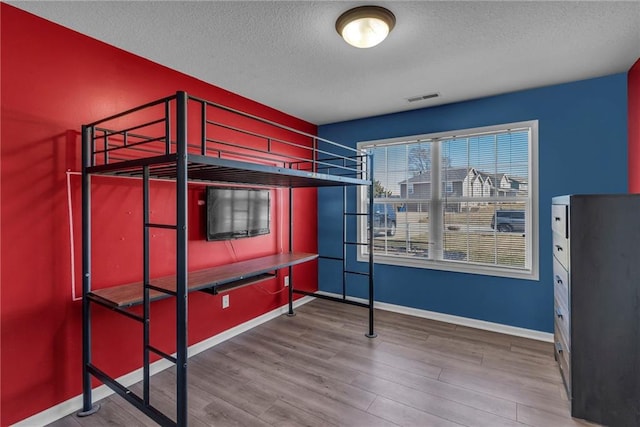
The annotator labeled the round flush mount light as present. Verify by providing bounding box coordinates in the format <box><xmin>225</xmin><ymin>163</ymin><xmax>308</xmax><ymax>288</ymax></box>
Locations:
<box><xmin>335</xmin><ymin>5</ymin><xmax>396</xmax><ymax>48</ymax></box>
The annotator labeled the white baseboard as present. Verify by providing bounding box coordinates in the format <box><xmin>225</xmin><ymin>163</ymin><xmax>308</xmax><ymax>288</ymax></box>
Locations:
<box><xmin>316</xmin><ymin>291</ymin><xmax>553</xmax><ymax>343</ymax></box>
<box><xmin>12</xmin><ymin>296</ymin><xmax>314</xmax><ymax>427</ymax></box>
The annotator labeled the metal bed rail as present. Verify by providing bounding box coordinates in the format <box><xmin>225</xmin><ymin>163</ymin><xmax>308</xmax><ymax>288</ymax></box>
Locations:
<box><xmin>85</xmin><ymin>91</ymin><xmax>370</xmax><ymax>181</ymax></box>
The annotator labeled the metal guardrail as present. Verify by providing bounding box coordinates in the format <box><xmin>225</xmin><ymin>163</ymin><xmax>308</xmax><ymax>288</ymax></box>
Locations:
<box><xmin>85</xmin><ymin>92</ymin><xmax>369</xmax><ymax>181</ymax></box>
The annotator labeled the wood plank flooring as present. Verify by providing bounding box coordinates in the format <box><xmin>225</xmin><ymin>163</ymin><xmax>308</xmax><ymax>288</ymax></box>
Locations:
<box><xmin>48</xmin><ymin>299</ymin><xmax>599</xmax><ymax>427</ymax></box>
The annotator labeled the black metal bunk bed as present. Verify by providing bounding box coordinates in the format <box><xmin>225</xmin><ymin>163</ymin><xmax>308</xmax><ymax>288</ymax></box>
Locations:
<box><xmin>79</xmin><ymin>91</ymin><xmax>375</xmax><ymax>426</ymax></box>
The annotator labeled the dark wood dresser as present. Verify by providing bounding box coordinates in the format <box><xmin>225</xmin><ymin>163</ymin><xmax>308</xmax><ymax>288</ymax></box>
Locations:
<box><xmin>552</xmin><ymin>194</ymin><xmax>640</xmax><ymax>426</ymax></box>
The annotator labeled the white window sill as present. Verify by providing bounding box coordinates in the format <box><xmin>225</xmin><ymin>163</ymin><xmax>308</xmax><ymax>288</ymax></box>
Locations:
<box><xmin>358</xmin><ymin>252</ymin><xmax>539</xmax><ymax>281</ymax></box>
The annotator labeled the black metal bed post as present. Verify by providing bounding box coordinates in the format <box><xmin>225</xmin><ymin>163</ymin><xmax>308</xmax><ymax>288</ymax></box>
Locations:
<box><xmin>79</xmin><ymin>126</ymin><xmax>100</xmax><ymax>416</ymax></box>
<box><xmin>175</xmin><ymin>91</ymin><xmax>189</xmax><ymax>425</ymax></box>
<box><xmin>287</xmin><ymin>186</ymin><xmax>295</xmax><ymax>316</ymax></box>
<box><xmin>142</xmin><ymin>166</ymin><xmax>150</xmax><ymax>405</ymax></box>
<box><xmin>366</xmin><ymin>153</ymin><xmax>377</xmax><ymax>338</ymax></box>
<box><xmin>342</xmin><ymin>186</ymin><xmax>347</xmax><ymax>300</ymax></box>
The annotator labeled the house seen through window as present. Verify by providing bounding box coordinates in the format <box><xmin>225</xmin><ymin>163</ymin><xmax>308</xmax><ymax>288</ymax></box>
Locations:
<box><xmin>358</xmin><ymin>121</ymin><xmax>538</xmax><ymax>279</ymax></box>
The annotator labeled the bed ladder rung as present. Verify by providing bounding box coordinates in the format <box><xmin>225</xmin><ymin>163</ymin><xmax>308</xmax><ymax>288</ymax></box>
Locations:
<box><xmin>146</xmin><ymin>283</ymin><xmax>177</xmax><ymax>296</ymax></box>
<box><xmin>344</xmin><ymin>270</ymin><xmax>370</xmax><ymax>276</ymax></box>
<box><xmin>145</xmin><ymin>222</ymin><xmax>177</xmax><ymax>230</ymax></box>
<box><xmin>344</xmin><ymin>241</ymin><xmax>369</xmax><ymax>246</ymax></box>
<box><xmin>318</xmin><ymin>255</ymin><xmax>343</xmax><ymax>261</ymax></box>
<box><xmin>147</xmin><ymin>345</ymin><xmax>177</xmax><ymax>363</ymax></box>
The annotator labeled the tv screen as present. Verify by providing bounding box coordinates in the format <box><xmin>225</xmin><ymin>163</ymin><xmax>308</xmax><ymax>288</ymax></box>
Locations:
<box><xmin>206</xmin><ymin>187</ymin><xmax>270</xmax><ymax>241</ymax></box>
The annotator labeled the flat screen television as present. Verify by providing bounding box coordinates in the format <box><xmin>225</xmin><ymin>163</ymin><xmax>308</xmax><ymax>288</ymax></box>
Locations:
<box><xmin>206</xmin><ymin>187</ymin><xmax>270</xmax><ymax>241</ymax></box>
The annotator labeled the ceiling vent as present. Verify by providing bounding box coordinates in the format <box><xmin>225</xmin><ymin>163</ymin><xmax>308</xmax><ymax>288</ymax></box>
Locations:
<box><xmin>406</xmin><ymin>93</ymin><xmax>440</xmax><ymax>103</ymax></box>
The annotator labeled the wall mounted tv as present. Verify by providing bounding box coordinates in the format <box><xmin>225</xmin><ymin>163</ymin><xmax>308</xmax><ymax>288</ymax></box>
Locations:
<box><xmin>206</xmin><ymin>187</ymin><xmax>270</xmax><ymax>241</ymax></box>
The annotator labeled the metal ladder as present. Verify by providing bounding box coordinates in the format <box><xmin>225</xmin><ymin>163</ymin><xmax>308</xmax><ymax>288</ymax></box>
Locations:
<box><xmin>80</xmin><ymin>93</ymin><xmax>189</xmax><ymax>426</ymax></box>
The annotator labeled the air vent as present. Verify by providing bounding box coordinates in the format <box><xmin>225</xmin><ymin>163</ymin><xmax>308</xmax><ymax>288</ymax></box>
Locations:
<box><xmin>406</xmin><ymin>93</ymin><xmax>440</xmax><ymax>103</ymax></box>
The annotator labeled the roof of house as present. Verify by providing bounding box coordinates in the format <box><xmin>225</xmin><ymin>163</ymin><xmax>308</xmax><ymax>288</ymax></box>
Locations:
<box><xmin>477</xmin><ymin>171</ymin><xmax>504</xmax><ymax>183</ymax></box>
<box><xmin>399</xmin><ymin>167</ymin><xmax>471</xmax><ymax>184</ymax></box>
<box><xmin>399</xmin><ymin>168</ymin><xmax>528</xmax><ymax>187</ymax></box>
<box><xmin>507</xmin><ymin>176</ymin><xmax>528</xmax><ymax>184</ymax></box>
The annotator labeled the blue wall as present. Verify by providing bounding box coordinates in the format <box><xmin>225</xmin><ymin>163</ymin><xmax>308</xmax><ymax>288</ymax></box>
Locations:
<box><xmin>317</xmin><ymin>73</ymin><xmax>628</xmax><ymax>333</ymax></box>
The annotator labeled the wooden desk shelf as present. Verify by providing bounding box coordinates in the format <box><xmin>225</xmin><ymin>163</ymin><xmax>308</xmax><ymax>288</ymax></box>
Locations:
<box><xmin>88</xmin><ymin>252</ymin><xmax>318</xmax><ymax>308</ymax></box>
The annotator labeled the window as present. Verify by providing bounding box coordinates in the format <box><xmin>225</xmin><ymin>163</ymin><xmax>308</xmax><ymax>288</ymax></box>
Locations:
<box><xmin>358</xmin><ymin>121</ymin><xmax>538</xmax><ymax>280</ymax></box>
<box><xmin>444</xmin><ymin>181</ymin><xmax>454</xmax><ymax>194</ymax></box>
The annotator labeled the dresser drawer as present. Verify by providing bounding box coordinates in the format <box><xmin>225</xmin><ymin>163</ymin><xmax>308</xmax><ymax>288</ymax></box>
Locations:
<box><xmin>554</xmin><ymin>295</ymin><xmax>570</xmax><ymax>352</ymax></box>
<box><xmin>555</xmin><ymin>331</ymin><xmax>571</xmax><ymax>394</ymax></box>
<box><xmin>552</xmin><ymin>231</ymin><xmax>569</xmax><ymax>271</ymax></box>
<box><xmin>552</xmin><ymin>256</ymin><xmax>569</xmax><ymax>306</ymax></box>
<box><xmin>552</xmin><ymin>204</ymin><xmax>568</xmax><ymax>238</ymax></box>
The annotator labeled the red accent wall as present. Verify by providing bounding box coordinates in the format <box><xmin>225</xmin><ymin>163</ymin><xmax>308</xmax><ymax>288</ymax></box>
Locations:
<box><xmin>0</xmin><ymin>4</ymin><xmax>318</xmax><ymax>425</ymax></box>
<box><xmin>629</xmin><ymin>58</ymin><xmax>640</xmax><ymax>192</ymax></box>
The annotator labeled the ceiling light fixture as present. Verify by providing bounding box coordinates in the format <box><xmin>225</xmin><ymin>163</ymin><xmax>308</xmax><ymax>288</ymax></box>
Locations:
<box><xmin>335</xmin><ymin>6</ymin><xmax>396</xmax><ymax>49</ymax></box>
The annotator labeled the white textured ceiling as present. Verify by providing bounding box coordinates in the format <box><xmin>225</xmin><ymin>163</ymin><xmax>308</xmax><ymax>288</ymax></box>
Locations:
<box><xmin>8</xmin><ymin>1</ymin><xmax>640</xmax><ymax>125</ymax></box>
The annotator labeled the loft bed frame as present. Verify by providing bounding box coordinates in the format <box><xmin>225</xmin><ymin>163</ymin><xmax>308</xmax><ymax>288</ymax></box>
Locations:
<box><xmin>79</xmin><ymin>91</ymin><xmax>375</xmax><ymax>426</ymax></box>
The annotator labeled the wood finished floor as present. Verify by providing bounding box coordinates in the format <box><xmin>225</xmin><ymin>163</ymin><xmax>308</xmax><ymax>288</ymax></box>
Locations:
<box><xmin>48</xmin><ymin>299</ymin><xmax>599</xmax><ymax>427</ymax></box>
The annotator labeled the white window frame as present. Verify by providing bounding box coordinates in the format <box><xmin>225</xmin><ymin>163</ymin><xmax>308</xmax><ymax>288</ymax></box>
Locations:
<box><xmin>444</xmin><ymin>181</ymin><xmax>454</xmax><ymax>194</ymax></box>
<box><xmin>357</xmin><ymin>120</ymin><xmax>539</xmax><ymax>280</ymax></box>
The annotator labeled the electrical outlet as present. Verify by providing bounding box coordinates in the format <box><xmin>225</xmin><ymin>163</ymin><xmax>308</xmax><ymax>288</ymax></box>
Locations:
<box><xmin>284</xmin><ymin>276</ymin><xmax>289</xmax><ymax>287</ymax></box>
<box><xmin>222</xmin><ymin>294</ymin><xmax>229</xmax><ymax>309</ymax></box>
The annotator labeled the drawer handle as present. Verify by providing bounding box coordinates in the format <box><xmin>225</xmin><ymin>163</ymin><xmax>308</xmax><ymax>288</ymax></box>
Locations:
<box><xmin>554</xmin><ymin>216</ymin><xmax>562</xmax><ymax>222</ymax></box>
<box><xmin>555</xmin><ymin>245</ymin><xmax>563</xmax><ymax>252</ymax></box>
<box><xmin>555</xmin><ymin>275</ymin><xmax>563</xmax><ymax>285</ymax></box>
<box><xmin>556</xmin><ymin>307</ymin><xmax>563</xmax><ymax>319</ymax></box>
<box><xmin>555</xmin><ymin>342</ymin><xmax>563</xmax><ymax>353</ymax></box>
